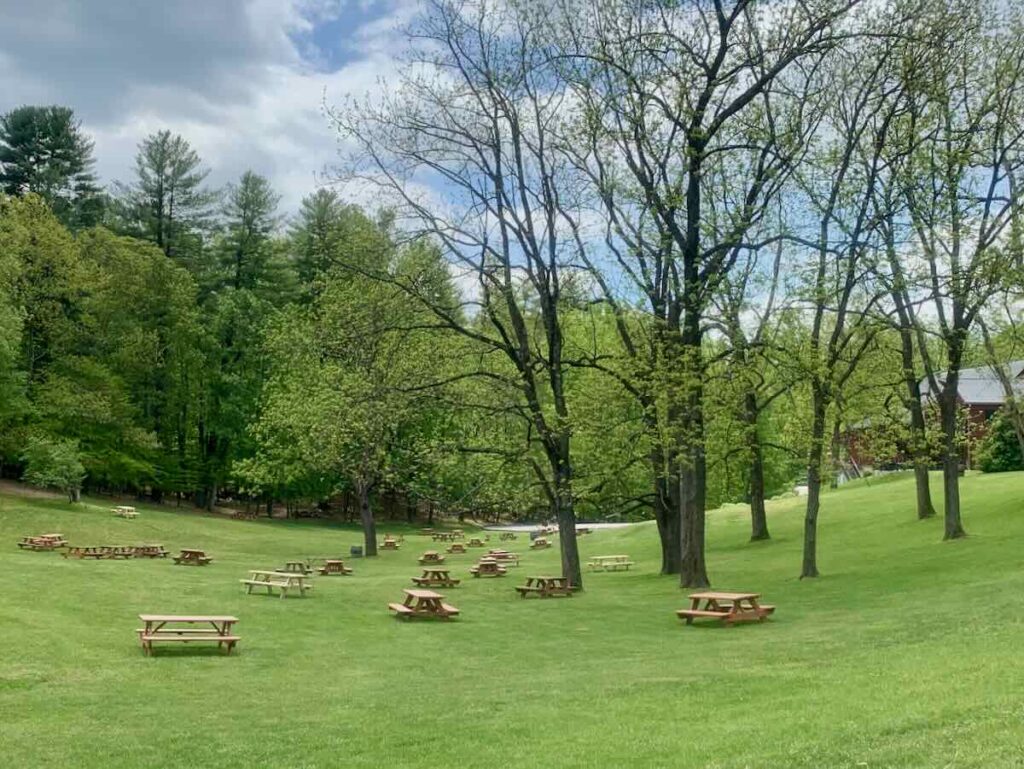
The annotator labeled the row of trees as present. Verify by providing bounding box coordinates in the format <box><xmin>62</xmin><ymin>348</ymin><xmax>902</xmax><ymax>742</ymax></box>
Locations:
<box><xmin>2</xmin><ymin>0</ymin><xmax>1022</xmax><ymax>588</ymax></box>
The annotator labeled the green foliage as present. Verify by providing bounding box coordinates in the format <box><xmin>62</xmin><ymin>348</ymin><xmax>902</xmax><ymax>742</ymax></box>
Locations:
<box><xmin>976</xmin><ymin>411</ymin><xmax>1024</xmax><ymax>473</ymax></box>
<box><xmin>20</xmin><ymin>435</ymin><xmax>85</xmax><ymax>501</ymax></box>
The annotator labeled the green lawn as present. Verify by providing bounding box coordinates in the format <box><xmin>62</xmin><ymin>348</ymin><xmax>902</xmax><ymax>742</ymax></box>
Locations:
<box><xmin>2</xmin><ymin>473</ymin><xmax>1024</xmax><ymax>768</ymax></box>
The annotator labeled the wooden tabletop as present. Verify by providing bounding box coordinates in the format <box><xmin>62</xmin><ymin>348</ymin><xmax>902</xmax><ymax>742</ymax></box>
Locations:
<box><xmin>404</xmin><ymin>589</ymin><xmax>444</xmax><ymax>599</ymax></box>
<box><xmin>180</xmin><ymin>548</ymin><xmax>206</xmax><ymax>554</ymax></box>
<box><xmin>139</xmin><ymin>614</ymin><xmax>238</xmax><ymax>623</ymax></box>
<box><xmin>252</xmin><ymin>570</ymin><xmax>308</xmax><ymax>578</ymax></box>
<box><xmin>688</xmin><ymin>591</ymin><xmax>759</xmax><ymax>601</ymax></box>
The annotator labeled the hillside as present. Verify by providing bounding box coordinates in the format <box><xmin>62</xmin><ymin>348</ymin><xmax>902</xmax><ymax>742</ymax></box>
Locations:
<box><xmin>2</xmin><ymin>472</ymin><xmax>1023</xmax><ymax>768</ymax></box>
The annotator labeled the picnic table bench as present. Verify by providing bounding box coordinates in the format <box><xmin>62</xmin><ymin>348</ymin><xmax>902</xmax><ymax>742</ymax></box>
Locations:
<box><xmin>318</xmin><ymin>559</ymin><xmax>353</xmax><ymax>576</ymax></box>
<box><xmin>529</xmin><ymin>537</ymin><xmax>552</xmax><ymax>550</ymax></box>
<box><xmin>467</xmin><ymin>537</ymin><xmax>487</xmax><ymax>547</ymax></box>
<box><xmin>470</xmin><ymin>558</ymin><xmax>507</xmax><ymax>578</ymax></box>
<box><xmin>389</xmin><ymin>589</ymin><xmax>459</xmax><ymax>620</ymax></box>
<box><xmin>446</xmin><ymin>542</ymin><xmax>467</xmax><ymax>554</ymax></box>
<box><xmin>676</xmin><ymin>591</ymin><xmax>776</xmax><ymax>626</ymax></box>
<box><xmin>587</xmin><ymin>554</ymin><xmax>635</xmax><ymax>572</ymax></box>
<box><xmin>499</xmin><ymin>531</ymin><xmax>517</xmax><ymax>541</ymax></box>
<box><xmin>380</xmin><ymin>538</ymin><xmax>401</xmax><ymax>551</ymax></box>
<box><xmin>231</xmin><ymin>511</ymin><xmax>258</xmax><ymax>520</ymax></box>
<box><xmin>411</xmin><ymin>567</ymin><xmax>461</xmax><ymax>588</ymax></box>
<box><xmin>241</xmin><ymin>570</ymin><xmax>313</xmax><ymax>598</ymax></box>
<box><xmin>137</xmin><ymin>615</ymin><xmax>239</xmax><ymax>656</ymax></box>
<box><xmin>18</xmin><ymin>535</ymin><xmax>63</xmax><ymax>551</ymax></box>
<box><xmin>112</xmin><ymin>506</ymin><xmax>138</xmax><ymax>519</ymax></box>
<box><xmin>418</xmin><ymin>551</ymin><xmax>446</xmax><ymax>565</ymax></box>
<box><xmin>173</xmin><ymin>548</ymin><xmax>212</xmax><ymax>566</ymax></box>
<box><xmin>515</xmin><ymin>575</ymin><xmax>575</xmax><ymax>598</ymax></box>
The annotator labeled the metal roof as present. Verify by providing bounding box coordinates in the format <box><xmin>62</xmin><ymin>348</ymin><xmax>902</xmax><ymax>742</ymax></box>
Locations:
<box><xmin>919</xmin><ymin>361</ymin><xmax>1024</xmax><ymax>405</ymax></box>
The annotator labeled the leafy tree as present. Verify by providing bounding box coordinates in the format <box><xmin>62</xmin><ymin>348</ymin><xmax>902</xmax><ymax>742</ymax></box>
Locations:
<box><xmin>977</xmin><ymin>412</ymin><xmax>1024</xmax><ymax>473</ymax></box>
<box><xmin>0</xmin><ymin>106</ymin><xmax>103</xmax><ymax>229</ymax></box>
<box><xmin>21</xmin><ymin>436</ymin><xmax>86</xmax><ymax>502</ymax></box>
<box><xmin>219</xmin><ymin>170</ymin><xmax>284</xmax><ymax>293</ymax></box>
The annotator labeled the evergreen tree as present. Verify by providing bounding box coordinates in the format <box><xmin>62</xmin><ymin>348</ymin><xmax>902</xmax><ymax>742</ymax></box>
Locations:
<box><xmin>115</xmin><ymin>130</ymin><xmax>216</xmax><ymax>263</ymax></box>
<box><xmin>0</xmin><ymin>106</ymin><xmax>103</xmax><ymax>229</ymax></box>
<box><xmin>219</xmin><ymin>170</ymin><xmax>283</xmax><ymax>293</ymax></box>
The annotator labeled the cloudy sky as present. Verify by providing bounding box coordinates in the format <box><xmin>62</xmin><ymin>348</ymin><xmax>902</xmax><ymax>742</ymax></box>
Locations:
<box><xmin>0</xmin><ymin>0</ymin><xmax>416</xmax><ymax>214</ymax></box>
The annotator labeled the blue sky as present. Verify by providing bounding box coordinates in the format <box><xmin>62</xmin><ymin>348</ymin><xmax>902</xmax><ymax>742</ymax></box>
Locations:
<box><xmin>0</xmin><ymin>0</ymin><xmax>416</xmax><ymax>213</ymax></box>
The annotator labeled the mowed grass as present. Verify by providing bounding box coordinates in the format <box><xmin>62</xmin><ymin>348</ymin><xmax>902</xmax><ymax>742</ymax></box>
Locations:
<box><xmin>2</xmin><ymin>474</ymin><xmax>1024</xmax><ymax>769</ymax></box>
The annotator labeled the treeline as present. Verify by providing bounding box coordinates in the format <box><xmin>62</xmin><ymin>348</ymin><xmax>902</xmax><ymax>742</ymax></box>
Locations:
<box><xmin>3</xmin><ymin>0</ymin><xmax>1024</xmax><ymax>587</ymax></box>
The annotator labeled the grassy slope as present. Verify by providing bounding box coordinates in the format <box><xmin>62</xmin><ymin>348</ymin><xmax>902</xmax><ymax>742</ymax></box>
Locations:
<box><xmin>1</xmin><ymin>473</ymin><xmax>1023</xmax><ymax>769</ymax></box>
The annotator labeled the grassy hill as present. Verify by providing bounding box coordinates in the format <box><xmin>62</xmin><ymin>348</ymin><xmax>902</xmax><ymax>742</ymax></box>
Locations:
<box><xmin>2</xmin><ymin>472</ymin><xmax>1023</xmax><ymax>768</ymax></box>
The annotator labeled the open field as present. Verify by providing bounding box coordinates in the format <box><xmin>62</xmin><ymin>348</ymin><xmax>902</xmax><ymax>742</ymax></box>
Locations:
<box><xmin>2</xmin><ymin>472</ymin><xmax>1024</xmax><ymax>768</ymax></box>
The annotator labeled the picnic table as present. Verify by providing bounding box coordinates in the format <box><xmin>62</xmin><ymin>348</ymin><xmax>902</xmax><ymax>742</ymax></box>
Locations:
<box><xmin>132</xmin><ymin>544</ymin><xmax>169</xmax><ymax>558</ymax></box>
<box><xmin>587</xmin><ymin>554</ymin><xmax>634</xmax><ymax>572</ymax></box>
<box><xmin>515</xmin><ymin>575</ymin><xmax>575</xmax><ymax>598</ymax></box>
<box><xmin>112</xmin><ymin>506</ymin><xmax>138</xmax><ymax>519</ymax></box>
<box><xmin>446</xmin><ymin>542</ymin><xmax>467</xmax><ymax>554</ymax></box>
<box><xmin>100</xmin><ymin>546</ymin><xmax>134</xmax><ymax>559</ymax></box>
<box><xmin>277</xmin><ymin>560</ymin><xmax>313</xmax><ymax>575</ymax></box>
<box><xmin>412</xmin><ymin>566</ymin><xmax>461</xmax><ymax>588</ymax></box>
<box><xmin>419</xmin><ymin>528</ymin><xmax>434</xmax><ymax>536</ymax></box>
<box><xmin>389</xmin><ymin>589</ymin><xmax>459</xmax><ymax>620</ymax></box>
<box><xmin>529</xmin><ymin>537</ymin><xmax>552</xmax><ymax>550</ymax></box>
<box><xmin>241</xmin><ymin>570</ymin><xmax>313</xmax><ymax>599</ymax></box>
<box><xmin>432</xmin><ymin>532</ymin><xmax>457</xmax><ymax>542</ymax></box>
<box><xmin>418</xmin><ymin>550</ymin><xmax>446</xmax><ymax>565</ymax></box>
<box><xmin>63</xmin><ymin>546</ymin><xmax>107</xmax><ymax>559</ymax></box>
<box><xmin>470</xmin><ymin>557</ymin><xmax>507</xmax><ymax>578</ymax></box>
<box><xmin>231</xmin><ymin>511</ymin><xmax>258</xmax><ymax>520</ymax></box>
<box><xmin>17</xmin><ymin>535</ymin><xmax>63</xmax><ymax>551</ymax></box>
<box><xmin>487</xmin><ymin>549</ymin><xmax>519</xmax><ymax>566</ymax></box>
<box><xmin>318</xmin><ymin>559</ymin><xmax>353</xmax><ymax>576</ymax></box>
<box><xmin>380</xmin><ymin>537</ymin><xmax>401</xmax><ymax>551</ymax></box>
<box><xmin>137</xmin><ymin>615</ymin><xmax>239</xmax><ymax>656</ymax></box>
<box><xmin>499</xmin><ymin>531</ymin><xmax>517</xmax><ymax>541</ymax></box>
<box><xmin>173</xmin><ymin>548</ymin><xmax>212</xmax><ymax>566</ymax></box>
<box><xmin>676</xmin><ymin>591</ymin><xmax>776</xmax><ymax>626</ymax></box>
<box><xmin>467</xmin><ymin>537</ymin><xmax>486</xmax><ymax>547</ymax></box>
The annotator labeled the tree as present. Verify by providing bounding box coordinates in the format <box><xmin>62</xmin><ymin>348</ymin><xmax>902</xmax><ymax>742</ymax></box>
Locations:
<box><xmin>555</xmin><ymin>0</ymin><xmax>859</xmax><ymax>585</ymax></box>
<box><xmin>891</xmin><ymin>0</ymin><xmax>1024</xmax><ymax>539</ymax></box>
<box><xmin>21</xmin><ymin>436</ymin><xmax>86</xmax><ymax>503</ymax></box>
<box><xmin>0</xmin><ymin>106</ymin><xmax>103</xmax><ymax>229</ymax></box>
<box><xmin>115</xmin><ymin>130</ymin><xmax>216</xmax><ymax>262</ymax></box>
<box><xmin>219</xmin><ymin>170</ymin><xmax>282</xmax><ymax>292</ymax></box>
<box><xmin>331</xmin><ymin>0</ymin><xmax>594</xmax><ymax>587</ymax></box>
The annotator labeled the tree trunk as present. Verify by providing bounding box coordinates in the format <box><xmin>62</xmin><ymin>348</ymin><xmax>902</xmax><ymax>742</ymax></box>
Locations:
<box><xmin>677</xmin><ymin>290</ymin><xmax>709</xmax><ymax>588</ymax></box>
<box><xmin>938</xmin><ymin>387</ymin><xmax>967</xmax><ymax>539</ymax></box>
<box><xmin>651</xmin><ymin>448</ymin><xmax>681</xmax><ymax>574</ymax></box>
<box><xmin>801</xmin><ymin>384</ymin><xmax>828</xmax><ymax>578</ymax></box>
<box><xmin>898</xmin><ymin>315</ymin><xmax>937</xmax><ymax>519</ymax></box>
<box><xmin>357</xmin><ymin>480</ymin><xmax>378</xmax><ymax>556</ymax></box>
<box><xmin>69</xmin><ymin>487</ymin><xmax>81</xmax><ymax>504</ymax></box>
<box><xmin>679</xmin><ymin>449</ymin><xmax>709</xmax><ymax>587</ymax></box>
<box><xmin>744</xmin><ymin>391</ymin><xmax>770</xmax><ymax>541</ymax></box>
<box><xmin>551</xmin><ymin>437</ymin><xmax>583</xmax><ymax>588</ymax></box>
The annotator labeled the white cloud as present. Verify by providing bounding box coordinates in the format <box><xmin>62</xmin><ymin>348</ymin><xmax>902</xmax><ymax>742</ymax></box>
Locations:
<box><xmin>0</xmin><ymin>0</ymin><xmax>418</xmax><ymax>214</ymax></box>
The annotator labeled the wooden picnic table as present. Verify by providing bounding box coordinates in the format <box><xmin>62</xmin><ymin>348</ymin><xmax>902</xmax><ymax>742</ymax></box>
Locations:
<box><xmin>100</xmin><ymin>546</ymin><xmax>134</xmax><ymax>559</ymax></box>
<box><xmin>62</xmin><ymin>546</ymin><xmax>107</xmax><ymax>559</ymax></box>
<box><xmin>418</xmin><ymin>550</ymin><xmax>446</xmax><ymax>565</ymax></box>
<box><xmin>487</xmin><ymin>549</ymin><xmax>519</xmax><ymax>566</ymax></box>
<box><xmin>318</xmin><ymin>559</ymin><xmax>353</xmax><ymax>576</ymax></box>
<box><xmin>470</xmin><ymin>558</ymin><xmax>507</xmax><ymax>578</ymax></box>
<box><xmin>277</xmin><ymin>560</ymin><xmax>313</xmax><ymax>575</ymax></box>
<box><xmin>380</xmin><ymin>538</ymin><xmax>401</xmax><ymax>551</ymax></box>
<box><xmin>515</xmin><ymin>575</ymin><xmax>575</xmax><ymax>598</ymax></box>
<box><xmin>529</xmin><ymin>537</ymin><xmax>551</xmax><ymax>550</ymax></box>
<box><xmin>132</xmin><ymin>544</ymin><xmax>169</xmax><ymax>558</ymax></box>
<box><xmin>241</xmin><ymin>570</ymin><xmax>313</xmax><ymax>599</ymax></box>
<box><xmin>389</xmin><ymin>589</ymin><xmax>459</xmax><ymax>620</ymax></box>
<box><xmin>467</xmin><ymin>537</ymin><xmax>486</xmax><ymax>547</ymax></box>
<box><xmin>137</xmin><ymin>615</ymin><xmax>239</xmax><ymax>656</ymax></box>
<box><xmin>18</xmin><ymin>535</ymin><xmax>62</xmax><ymax>551</ymax></box>
<box><xmin>432</xmin><ymin>532</ymin><xmax>457</xmax><ymax>542</ymax></box>
<box><xmin>446</xmin><ymin>542</ymin><xmax>467</xmax><ymax>554</ymax></box>
<box><xmin>174</xmin><ymin>548</ymin><xmax>212</xmax><ymax>566</ymax></box>
<box><xmin>676</xmin><ymin>591</ymin><xmax>776</xmax><ymax>626</ymax></box>
<box><xmin>587</xmin><ymin>554</ymin><xmax>635</xmax><ymax>572</ymax></box>
<box><xmin>412</xmin><ymin>566</ymin><xmax>461</xmax><ymax>588</ymax></box>
<box><xmin>112</xmin><ymin>506</ymin><xmax>138</xmax><ymax>519</ymax></box>
<box><xmin>499</xmin><ymin>531</ymin><xmax>517</xmax><ymax>541</ymax></box>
